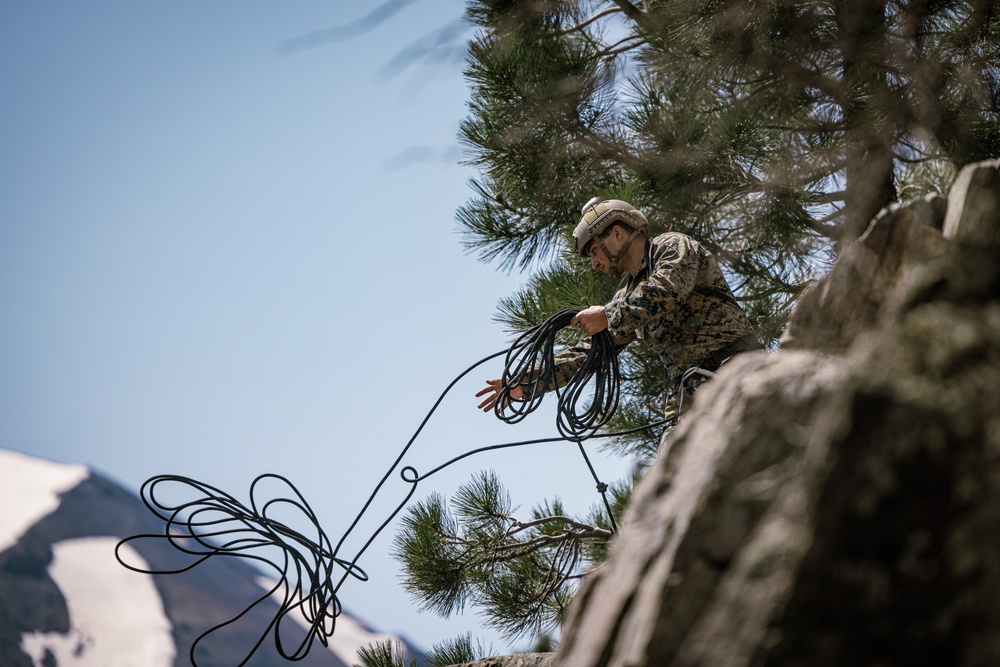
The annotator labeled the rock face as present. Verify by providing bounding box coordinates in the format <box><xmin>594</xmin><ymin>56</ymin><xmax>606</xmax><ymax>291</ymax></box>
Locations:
<box><xmin>454</xmin><ymin>655</ymin><xmax>554</xmax><ymax>667</ymax></box>
<box><xmin>551</xmin><ymin>159</ymin><xmax>1000</xmax><ymax>667</ymax></box>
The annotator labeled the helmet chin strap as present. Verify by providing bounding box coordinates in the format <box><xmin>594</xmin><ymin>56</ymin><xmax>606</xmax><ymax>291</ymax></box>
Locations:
<box><xmin>594</xmin><ymin>227</ymin><xmax>642</xmax><ymax>276</ymax></box>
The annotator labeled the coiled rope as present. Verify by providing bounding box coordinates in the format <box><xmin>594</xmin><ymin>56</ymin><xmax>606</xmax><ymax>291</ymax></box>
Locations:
<box><xmin>117</xmin><ymin>474</ymin><xmax>352</xmax><ymax>666</ymax></box>
<box><xmin>115</xmin><ymin>308</ymin><xmax>664</xmax><ymax>666</ymax></box>
<box><xmin>496</xmin><ymin>309</ymin><xmax>621</xmax><ymax>441</ymax></box>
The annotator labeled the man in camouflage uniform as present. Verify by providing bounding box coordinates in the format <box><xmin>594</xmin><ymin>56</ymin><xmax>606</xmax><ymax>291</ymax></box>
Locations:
<box><xmin>477</xmin><ymin>197</ymin><xmax>758</xmax><ymax>422</ymax></box>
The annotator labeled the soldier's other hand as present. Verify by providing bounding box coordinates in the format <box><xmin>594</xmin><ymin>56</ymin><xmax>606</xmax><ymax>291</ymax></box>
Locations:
<box><xmin>571</xmin><ymin>305</ymin><xmax>609</xmax><ymax>336</ymax></box>
<box><xmin>476</xmin><ymin>378</ymin><xmax>523</xmax><ymax>413</ymax></box>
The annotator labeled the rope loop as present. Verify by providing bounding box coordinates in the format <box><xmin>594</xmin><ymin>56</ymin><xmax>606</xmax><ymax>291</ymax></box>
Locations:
<box><xmin>494</xmin><ymin>309</ymin><xmax>621</xmax><ymax>441</ymax></box>
<box><xmin>115</xmin><ymin>473</ymin><xmax>359</xmax><ymax>666</ymax></box>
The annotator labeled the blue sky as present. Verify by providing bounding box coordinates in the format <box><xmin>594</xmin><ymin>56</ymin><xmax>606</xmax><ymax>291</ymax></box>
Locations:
<box><xmin>0</xmin><ymin>1</ymin><xmax>633</xmax><ymax>655</ymax></box>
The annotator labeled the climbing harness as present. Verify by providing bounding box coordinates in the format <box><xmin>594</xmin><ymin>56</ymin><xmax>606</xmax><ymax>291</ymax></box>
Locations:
<box><xmin>672</xmin><ymin>332</ymin><xmax>762</xmax><ymax>422</ymax></box>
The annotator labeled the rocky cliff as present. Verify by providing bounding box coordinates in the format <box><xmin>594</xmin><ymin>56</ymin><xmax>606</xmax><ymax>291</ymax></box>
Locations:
<box><xmin>549</xmin><ymin>159</ymin><xmax>1000</xmax><ymax>667</ymax></box>
<box><xmin>455</xmin><ymin>159</ymin><xmax>999</xmax><ymax>667</ymax></box>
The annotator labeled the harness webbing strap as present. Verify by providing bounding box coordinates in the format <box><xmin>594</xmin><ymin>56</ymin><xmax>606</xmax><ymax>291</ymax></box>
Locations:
<box><xmin>698</xmin><ymin>332</ymin><xmax>761</xmax><ymax>373</ymax></box>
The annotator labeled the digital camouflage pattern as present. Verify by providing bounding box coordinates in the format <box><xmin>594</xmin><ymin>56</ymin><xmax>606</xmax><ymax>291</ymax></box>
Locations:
<box><xmin>535</xmin><ymin>232</ymin><xmax>756</xmax><ymax>396</ymax></box>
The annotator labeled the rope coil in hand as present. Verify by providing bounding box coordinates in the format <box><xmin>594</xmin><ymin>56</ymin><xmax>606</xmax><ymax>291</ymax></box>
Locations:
<box><xmin>496</xmin><ymin>309</ymin><xmax>621</xmax><ymax>441</ymax></box>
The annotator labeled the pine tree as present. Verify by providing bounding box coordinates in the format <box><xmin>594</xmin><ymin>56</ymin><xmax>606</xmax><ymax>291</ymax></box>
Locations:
<box><xmin>393</xmin><ymin>471</ymin><xmax>630</xmax><ymax>641</ymax></box>
<box><xmin>394</xmin><ymin>0</ymin><xmax>999</xmax><ymax>645</ymax></box>
<box><xmin>457</xmin><ymin>0</ymin><xmax>999</xmax><ymax>451</ymax></box>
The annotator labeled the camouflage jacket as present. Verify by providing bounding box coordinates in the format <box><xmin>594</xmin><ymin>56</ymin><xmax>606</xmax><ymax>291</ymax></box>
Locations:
<box><xmin>539</xmin><ymin>232</ymin><xmax>756</xmax><ymax>392</ymax></box>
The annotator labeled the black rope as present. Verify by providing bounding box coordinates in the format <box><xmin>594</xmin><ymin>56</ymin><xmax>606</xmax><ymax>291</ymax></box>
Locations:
<box><xmin>116</xmin><ymin>474</ymin><xmax>360</xmax><ymax>666</ymax></box>
<box><xmin>495</xmin><ymin>309</ymin><xmax>621</xmax><ymax>441</ymax></box>
<box><xmin>116</xmin><ymin>309</ymin><xmax>654</xmax><ymax>666</ymax></box>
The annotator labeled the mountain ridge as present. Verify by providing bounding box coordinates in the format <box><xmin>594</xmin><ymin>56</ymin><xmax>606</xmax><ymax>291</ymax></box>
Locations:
<box><xmin>0</xmin><ymin>447</ymin><xmax>421</xmax><ymax>667</ymax></box>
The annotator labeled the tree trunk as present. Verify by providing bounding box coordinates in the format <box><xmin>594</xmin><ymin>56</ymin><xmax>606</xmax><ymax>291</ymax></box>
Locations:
<box><xmin>837</xmin><ymin>0</ymin><xmax>897</xmax><ymax>242</ymax></box>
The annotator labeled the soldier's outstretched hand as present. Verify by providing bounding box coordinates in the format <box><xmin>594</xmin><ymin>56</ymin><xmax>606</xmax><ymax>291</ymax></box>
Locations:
<box><xmin>476</xmin><ymin>378</ymin><xmax>523</xmax><ymax>413</ymax></box>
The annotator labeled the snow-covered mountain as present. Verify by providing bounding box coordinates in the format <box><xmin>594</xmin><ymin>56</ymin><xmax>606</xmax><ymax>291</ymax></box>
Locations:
<box><xmin>0</xmin><ymin>448</ymin><xmax>420</xmax><ymax>667</ymax></box>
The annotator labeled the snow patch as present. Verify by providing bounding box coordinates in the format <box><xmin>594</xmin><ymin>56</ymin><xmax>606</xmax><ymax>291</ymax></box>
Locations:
<box><xmin>20</xmin><ymin>537</ymin><xmax>176</xmax><ymax>667</ymax></box>
<box><xmin>255</xmin><ymin>575</ymin><xmax>396</xmax><ymax>665</ymax></box>
<box><xmin>0</xmin><ymin>449</ymin><xmax>89</xmax><ymax>553</ymax></box>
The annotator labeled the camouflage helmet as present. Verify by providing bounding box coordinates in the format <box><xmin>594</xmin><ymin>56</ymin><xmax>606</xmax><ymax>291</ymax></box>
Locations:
<box><xmin>572</xmin><ymin>197</ymin><xmax>649</xmax><ymax>257</ymax></box>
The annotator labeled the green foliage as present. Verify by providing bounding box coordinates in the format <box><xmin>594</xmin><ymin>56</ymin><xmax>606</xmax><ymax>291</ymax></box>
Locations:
<box><xmin>495</xmin><ymin>259</ymin><xmax>616</xmax><ymax>331</ymax></box>
<box><xmin>354</xmin><ymin>639</ymin><xmax>413</xmax><ymax>667</ymax></box>
<box><xmin>393</xmin><ymin>471</ymin><xmax>616</xmax><ymax>640</ymax></box>
<box><xmin>393</xmin><ymin>492</ymin><xmax>468</xmax><ymax>617</ymax></box>
<box><xmin>457</xmin><ymin>0</ymin><xmax>999</xmax><ymax>456</ymax></box>
<box><xmin>580</xmin><ymin>477</ymin><xmax>633</xmax><ymax>564</ymax></box>
<box><xmin>354</xmin><ymin>634</ymin><xmax>489</xmax><ymax>667</ymax></box>
<box><xmin>405</xmin><ymin>0</ymin><xmax>1000</xmax><ymax>647</ymax></box>
<box><xmin>460</xmin><ymin>0</ymin><xmax>999</xmax><ymax>295</ymax></box>
<box><xmin>422</xmin><ymin>633</ymin><xmax>488</xmax><ymax>667</ymax></box>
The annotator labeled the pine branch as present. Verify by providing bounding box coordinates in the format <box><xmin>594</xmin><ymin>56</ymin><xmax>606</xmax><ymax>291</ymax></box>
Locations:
<box><xmin>573</xmin><ymin>125</ymin><xmax>643</xmax><ymax>170</ymax></box>
<box><xmin>608</xmin><ymin>0</ymin><xmax>650</xmax><ymax>31</ymax></box>
<box><xmin>513</xmin><ymin>514</ymin><xmax>613</xmax><ymax>536</ymax></box>
<box><xmin>597</xmin><ymin>35</ymin><xmax>645</xmax><ymax>57</ymax></box>
<box><xmin>802</xmin><ymin>215</ymin><xmax>841</xmax><ymax>239</ymax></box>
<box><xmin>553</xmin><ymin>6</ymin><xmax>623</xmax><ymax>37</ymax></box>
<box><xmin>773</xmin><ymin>58</ymin><xmax>844</xmax><ymax>105</ymax></box>
<box><xmin>493</xmin><ymin>529</ymin><xmax>612</xmax><ymax>559</ymax></box>
<box><xmin>740</xmin><ymin>282</ymin><xmax>811</xmax><ymax>303</ymax></box>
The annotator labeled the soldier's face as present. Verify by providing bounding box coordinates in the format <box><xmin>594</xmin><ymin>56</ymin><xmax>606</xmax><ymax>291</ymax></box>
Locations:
<box><xmin>586</xmin><ymin>242</ymin><xmax>609</xmax><ymax>273</ymax></box>
<box><xmin>587</xmin><ymin>243</ymin><xmax>625</xmax><ymax>279</ymax></box>
<box><xmin>586</xmin><ymin>229</ymin><xmax>624</xmax><ymax>275</ymax></box>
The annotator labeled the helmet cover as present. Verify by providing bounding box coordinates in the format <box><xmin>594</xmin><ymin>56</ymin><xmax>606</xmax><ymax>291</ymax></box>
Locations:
<box><xmin>572</xmin><ymin>197</ymin><xmax>649</xmax><ymax>257</ymax></box>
